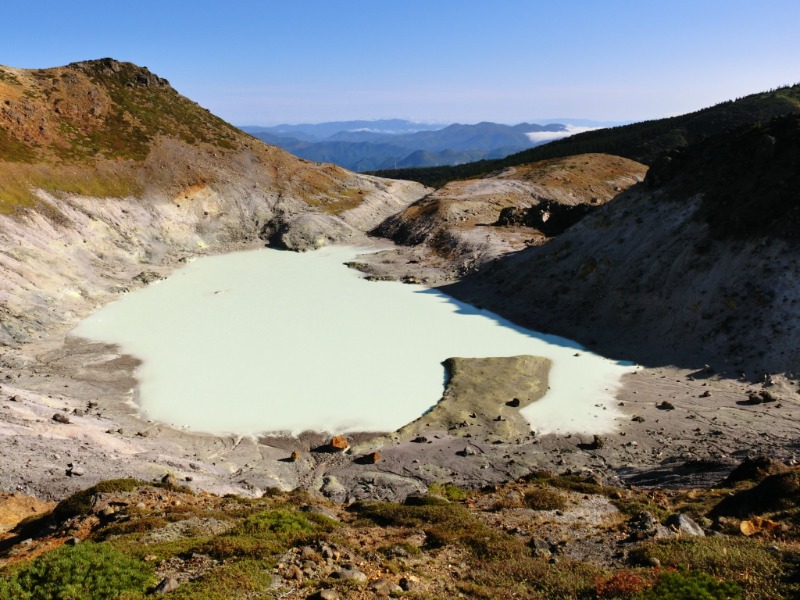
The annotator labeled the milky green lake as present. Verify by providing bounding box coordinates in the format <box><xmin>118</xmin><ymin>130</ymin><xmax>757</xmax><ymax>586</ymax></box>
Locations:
<box><xmin>72</xmin><ymin>246</ymin><xmax>635</xmax><ymax>436</ymax></box>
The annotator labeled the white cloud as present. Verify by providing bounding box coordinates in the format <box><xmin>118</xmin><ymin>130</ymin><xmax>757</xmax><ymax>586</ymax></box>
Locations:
<box><xmin>526</xmin><ymin>124</ymin><xmax>603</xmax><ymax>144</ymax></box>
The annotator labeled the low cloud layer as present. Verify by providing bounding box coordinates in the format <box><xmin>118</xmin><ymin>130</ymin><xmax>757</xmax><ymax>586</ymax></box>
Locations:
<box><xmin>526</xmin><ymin>124</ymin><xmax>602</xmax><ymax>144</ymax></box>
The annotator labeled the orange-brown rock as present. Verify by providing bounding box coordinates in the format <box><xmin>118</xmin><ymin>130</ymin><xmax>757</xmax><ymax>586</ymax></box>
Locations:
<box><xmin>289</xmin><ymin>450</ymin><xmax>301</xmax><ymax>462</ymax></box>
<box><xmin>330</xmin><ymin>435</ymin><xmax>349</xmax><ymax>451</ymax></box>
<box><xmin>364</xmin><ymin>452</ymin><xmax>381</xmax><ymax>464</ymax></box>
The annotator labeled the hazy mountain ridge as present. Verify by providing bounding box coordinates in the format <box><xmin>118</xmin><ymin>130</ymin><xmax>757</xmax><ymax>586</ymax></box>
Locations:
<box><xmin>241</xmin><ymin>120</ymin><xmax>582</xmax><ymax>172</ymax></box>
<box><xmin>374</xmin><ymin>83</ymin><xmax>800</xmax><ymax>187</ymax></box>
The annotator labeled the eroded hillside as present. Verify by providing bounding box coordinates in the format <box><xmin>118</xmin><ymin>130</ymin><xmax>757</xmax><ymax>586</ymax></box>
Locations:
<box><xmin>358</xmin><ymin>153</ymin><xmax>646</xmax><ymax>283</ymax></box>
<box><xmin>0</xmin><ymin>59</ymin><xmax>428</xmax><ymax>346</ymax></box>
<box><xmin>441</xmin><ymin>115</ymin><xmax>800</xmax><ymax>375</ymax></box>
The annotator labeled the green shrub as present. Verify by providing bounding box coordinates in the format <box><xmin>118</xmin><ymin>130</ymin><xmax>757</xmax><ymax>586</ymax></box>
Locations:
<box><xmin>2</xmin><ymin>542</ymin><xmax>155</xmax><ymax>599</ymax></box>
<box><xmin>636</xmin><ymin>570</ymin><xmax>742</xmax><ymax>600</ymax></box>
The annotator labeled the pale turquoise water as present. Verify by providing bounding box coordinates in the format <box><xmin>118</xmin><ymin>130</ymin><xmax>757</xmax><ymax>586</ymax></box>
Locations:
<box><xmin>73</xmin><ymin>246</ymin><xmax>635</xmax><ymax>436</ymax></box>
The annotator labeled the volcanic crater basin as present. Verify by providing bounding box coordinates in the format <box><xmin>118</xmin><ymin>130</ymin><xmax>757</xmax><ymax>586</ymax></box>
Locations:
<box><xmin>70</xmin><ymin>245</ymin><xmax>635</xmax><ymax>437</ymax></box>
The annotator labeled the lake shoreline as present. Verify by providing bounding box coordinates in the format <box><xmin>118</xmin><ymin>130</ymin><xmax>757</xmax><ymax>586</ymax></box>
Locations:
<box><xmin>1</xmin><ymin>241</ymin><xmax>799</xmax><ymax>503</ymax></box>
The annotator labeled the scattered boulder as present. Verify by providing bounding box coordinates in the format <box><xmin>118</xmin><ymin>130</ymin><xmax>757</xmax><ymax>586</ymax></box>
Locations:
<box><xmin>311</xmin><ymin>590</ymin><xmax>340</xmax><ymax>600</ymax></box>
<box><xmin>746</xmin><ymin>390</ymin><xmax>778</xmax><ymax>404</ymax></box>
<box><xmin>400</xmin><ymin>575</ymin><xmax>421</xmax><ymax>592</ymax></box>
<box><xmin>740</xmin><ymin>516</ymin><xmax>781</xmax><ymax>537</ymax></box>
<box><xmin>361</xmin><ymin>452</ymin><xmax>381</xmax><ymax>464</ymax></box>
<box><xmin>289</xmin><ymin>450</ymin><xmax>301</xmax><ymax>462</ymax></box>
<box><xmin>66</xmin><ymin>465</ymin><xmax>85</xmax><ymax>477</ymax></box>
<box><xmin>665</xmin><ymin>513</ymin><xmax>705</xmax><ymax>536</ymax></box>
<box><xmin>657</xmin><ymin>401</ymin><xmax>675</xmax><ymax>410</ymax></box>
<box><xmin>155</xmin><ymin>577</ymin><xmax>180</xmax><ymax>594</ymax></box>
<box><xmin>631</xmin><ymin>415</ymin><xmax>645</xmax><ymax>422</ymax></box>
<box><xmin>52</xmin><ymin>413</ymin><xmax>70</xmax><ymax>424</ymax></box>
<box><xmin>711</xmin><ymin>469</ymin><xmax>800</xmax><ymax>518</ymax></box>
<box><xmin>370</xmin><ymin>578</ymin><xmax>403</xmax><ymax>596</ymax></box>
<box><xmin>718</xmin><ymin>456</ymin><xmax>789</xmax><ymax>487</ymax></box>
<box><xmin>627</xmin><ymin>511</ymin><xmax>674</xmax><ymax>541</ymax></box>
<box><xmin>161</xmin><ymin>473</ymin><xmax>178</xmax><ymax>486</ymax></box>
<box><xmin>320</xmin><ymin>476</ymin><xmax>347</xmax><ymax>503</ymax></box>
<box><xmin>329</xmin><ymin>435</ymin><xmax>349</xmax><ymax>451</ymax></box>
<box><xmin>333</xmin><ymin>568</ymin><xmax>367</xmax><ymax>584</ymax></box>
<box><xmin>506</xmin><ymin>398</ymin><xmax>521</xmax><ymax>407</ymax></box>
<box><xmin>133</xmin><ymin>271</ymin><xmax>165</xmax><ymax>284</ymax></box>
<box><xmin>528</xmin><ymin>537</ymin><xmax>553</xmax><ymax>558</ymax></box>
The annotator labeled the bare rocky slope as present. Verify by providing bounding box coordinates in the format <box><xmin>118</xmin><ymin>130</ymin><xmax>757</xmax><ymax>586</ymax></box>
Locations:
<box><xmin>358</xmin><ymin>153</ymin><xmax>646</xmax><ymax>284</ymax></box>
<box><xmin>439</xmin><ymin>115</ymin><xmax>800</xmax><ymax>377</ymax></box>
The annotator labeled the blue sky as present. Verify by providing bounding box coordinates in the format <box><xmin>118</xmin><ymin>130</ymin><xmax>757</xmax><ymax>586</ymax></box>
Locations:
<box><xmin>3</xmin><ymin>1</ymin><xmax>799</xmax><ymax>125</ymax></box>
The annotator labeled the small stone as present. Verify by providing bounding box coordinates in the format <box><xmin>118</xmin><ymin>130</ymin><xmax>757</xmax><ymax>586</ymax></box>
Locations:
<box><xmin>289</xmin><ymin>450</ymin><xmax>301</xmax><ymax>462</ymax></box>
<box><xmin>631</xmin><ymin>415</ymin><xmax>645</xmax><ymax>422</ymax></box>
<box><xmin>506</xmin><ymin>398</ymin><xmax>521</xmax><ymax>407</ymax></box>
<box><xmin>9</xmin><ymin>395</ymin><xmax>19</xmax><ymax>402</ymax></box>
<box><xmin>400</xmin><ymin>576</ymin><xmax>420</xmax><ymax>592</ymax></box>
<box><xmin>155</xmin><ymin>577</ymin><xmax>180</xmax><ymax>594</ymax></box>
<box><xmin>370</xmin><ymin>577</ymin><xmax>403</xmax><ymax>596</ymax></box>
<box><xmin>314</xmin><ymin>590</ymin><xmax>340</xmax><ymax>600</ymax></box>
<box><xmin>329</xmin><ymin>435</ymin><xmax>349</xmax><ymax>451</ymax></box>
<box><xmin>65</xmin><ymin>537</ymin><xmax>80</xmax><ymax>546</ymax></box>
<box><xmin>301</xmin><ymin>546</ymin><xmax>317</xmax><ymax>559</ymax></box>
<box><xmin>161</xmin><ymin>473</ymin><xmax>177</xmax><ymax>486</ymax></box>
<box><xmin>52</xmin><ymin>413</ymin><xmax>70</xmax><ymax>424</ymax></box>
<box><xmin>411</xmin><ymin>436</ymin><xmax>428</xmax><ymax>443</ymax></box>
<box><xmin>657</xmin><ymin>401</ymin><xmax>675</xmax><ymax>410</ymax></box>
<box><xmin>288</xmin><ymin>564</ymin><xmax>304</xmax><ymax>581</ymax></box>
<box><xmin>362</xmin><ymin>451</ymin><xmax>381</xmax><ymax>464</ymax></box>
<box><xmin>67</xmin><ymin>465</ymin><xmax>85</xmax><ymax>477</ymax></box>
<box><xmin>700</xmin><ymin>391</ymin><xmax>711</xmax><ymax>398</ymax></box>
<box><xmin>334</xmin><ymin>568</ymin><xmax>367</xmax><ymax>584</ymax></box>
<box><xmin>665</xmin><ymin>513</ymin><xmax>705</xmax><ymax>537</ymax></box>
<box><xmin>460</xmin><ymin>446</ymin><xmax>476</xmax><ymax>456</ymax></box>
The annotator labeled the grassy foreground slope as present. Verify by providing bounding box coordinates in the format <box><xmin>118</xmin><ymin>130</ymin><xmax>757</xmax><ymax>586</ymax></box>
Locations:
<box><xmin>2</xmin><ymin>467</ymin><xmax>800</xmax><ymax>598</ymax></box>
<box><xmin>373</xmin><ymin>83</ymin><xmax>800</xmax><ymax>187</ymax></box>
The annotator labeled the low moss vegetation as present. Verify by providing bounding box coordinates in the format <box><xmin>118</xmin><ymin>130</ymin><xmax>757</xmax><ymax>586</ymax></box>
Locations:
<box><xmin>4</xmin><ymin>465</ymin><xmax>800</xmax><ymax>598</ymax></box>
<box><xmin>0</xmin><ymin>542</ymin><xmax>156</xmax><ymax>599</ymax></box>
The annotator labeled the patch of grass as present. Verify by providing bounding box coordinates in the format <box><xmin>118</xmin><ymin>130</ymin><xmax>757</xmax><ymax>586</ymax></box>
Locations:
<box><xmin>462</xmin><ymin>554</ymin><xmax>604</xmax><ymax>599</ymax></box>
<box><xmin>0</xmin><ymin>128</ymin><xmax>36</xmax><ymax>163</ymax></box>
<box><xmin>629</xmin><ymin>537</ymin><xmax>796</xmax><ymax>599</ymax></box>
<box><xmin>0</xmin><ymin>162</ymin><xmax>143</xmax><ymax>214</ymax></box>
<box><xmin>305</xmin><ymin>188</ymin><xmax>365</xmax><ymax>215</ymax></box>
<box><xmin>0</xmin><ymin>542</ymin><xmax>155</xmax><ymax>599</ymax></box>
<box><xmin>166</xmin><ymin>558</ymin><xmax>276</xmax><ymax>599</ymax></box>
<box><xmin>524</xmin><ymin>470</ymin><xmax>612</xmax><ymax>496</ymax></box>
<box><xmin>200</xmin><ymin>509</ymin><xmax>337</xmax><ymax>560</ymax></box>
<box><xmin>524</xmin><ymin>487</ymin><xmax>567</xmax><ymax>511</ymax></box>
<box><xmin>428</xmin><ymin>482</ymin><xmax>468</xmax><ymax>502</ymax></box>
<box><xmin>636</xmin><ymin>569</ymin><xmax>742</xmax><ymax>600</ymax></box>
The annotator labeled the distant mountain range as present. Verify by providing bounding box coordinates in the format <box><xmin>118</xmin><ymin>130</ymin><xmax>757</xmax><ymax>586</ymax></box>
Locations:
<box><xmin>238</xmin><ymin>119</ymin><xmax>603</xmax><ymax>172</ymax></box>
<box><xmin>373</xmin><ymin>84</ymin><xmax>800</xmax><ymax>187</ymax></box>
